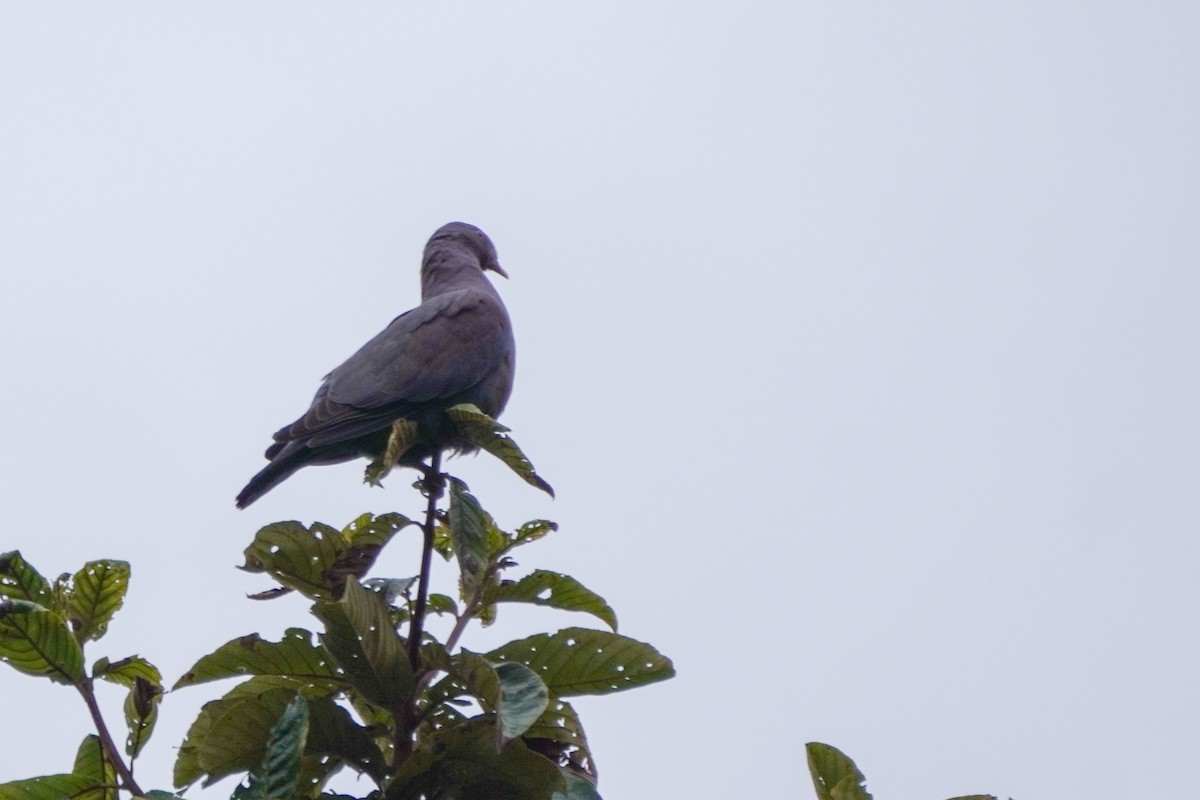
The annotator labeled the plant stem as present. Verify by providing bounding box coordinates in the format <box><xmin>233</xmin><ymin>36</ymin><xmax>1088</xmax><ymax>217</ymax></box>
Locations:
<box><xmin>77</xmin><ymin>679</ymin><xmax>143</xmax><ymax>797</ymax></box>
<box><xmin>396</xmin><ymin>450</ymin><xmax>443</xmax><ymax>764</ymax></box>
<box><xmin>407</xmin><ymin>449</ymin><xmax>442</xmax><ymax>671</ymax></box>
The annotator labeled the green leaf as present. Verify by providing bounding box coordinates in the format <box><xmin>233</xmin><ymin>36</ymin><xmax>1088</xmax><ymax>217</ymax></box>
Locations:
<box><xmin>448</xmin><ymin>480</ymin><xmax>500</xmax><ymax>603</ymax></box>
<box><xmin>363</xmin><ymin>577</ymin><xmax>417</xmax><ymax>606</ymax></box>
<box><xmin>524</xmin><ymin>700</ymin><xmax>596</xmax><ymax>783</ymax></box>
<box><xmin>488</xmin><ymin>628</ymin><xmax>674</xmax><ymax>697</ymax></box>
<box><xmin>0</xmin><ymin>774</ymin><xmax>97</xmax><ymax>800</ymax></box>
<box><xmin>489</xmin><ymin>571</ymin><xmax>617</xmax><ymax>631</ymax></box>
<box><xmin>425</xmin><ymin>593</ymin><xmax>459</xmax><ymax>617</ymax></box>
<box><xmin>124</xmin><ymin>676</ymin><xmax>162</xmax><ymax>757</ymax></box>
<box><xmin>311</xmin><ymin>579</ymin><xmax>413</xmax><ymax>709</ymax></box>
<box><xmin>94</xmin><ymin>655</ymin><xmax>162</xmax><ymax>687</ymax></box>
<box><xmin>0</xmin><ymin>551</ymin><xmax>53</xmax><ymax>608</ymax></box>
<box><xmin>364</xmin><ymin>419</ymin><xmax>420</xmax><ymax>486</ymax></box>
<box><xmin>425</xmin><ymin>653</ymin><xmax>550</xmax><ymax>746</ymax></box>
<box><xmin>387</xmin><ymin>717</ymin><xmax>565</xmax><ymax>800</ymax></box>
<box><xmin>552</xmin><ymin>771</ymin><xmax>601</xmax><ymax>800</ymax></box>
<box><xmin>806</xmin><ymin>743</ymin><xmax>873</xmax><ymax>800</ymax></box>
<box><xmin>495</xmin><ymin>661</ymin><xmax>550</xmax><ymax>747</ymax></box>
<box><xmin>0</xmin><ymin>735</ymin><xmax>118</xmax><ymax>800</ymax></box>
<box><xmin>65</xmin><ymin>560</ymin><xmax>130</xmax><ymax>643</ymax></box>
<box><xmin>173</xmin><ymin>628</ymin><xmax>342</xmax><ymax>690</ymax></box>
<box><xmin>506</xmin><ymin>520</ymin><xmax>559</xmax><ymax>552</ymax></box>
<box><xmin>447</xmin><ymin>404</ymin><xmax>555</xmax><ymax>497</ymax></box>
<box><xmin>242</xmin><ymin>514</ymin><xmax>414</xmax><ymax>601</ymax></box>
<box><xmin>174</xmin><ymin>677</ymin><xmax>353</xmax><ymax>789</ymax></box>
<box><xmin>72</xmin><ymin>734</ymin><xmax>117</xmax><ymax>800</ymax></box>
<box><xmin>0</xmin><ymin>598</ymin><xmax>85</xmax><ymax>684</ymax></box>
<box><xmin>138</xmin><ymin>793</ymin><xmax>187</xmax><ymax>799</ymax></box>
<box><xmin>244</xmin><ymin>697</ymin><xmax>309</xmax><ymax>800</ymax></box>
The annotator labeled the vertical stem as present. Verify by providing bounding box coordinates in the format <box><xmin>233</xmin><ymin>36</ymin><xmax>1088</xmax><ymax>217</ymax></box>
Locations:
<box><xmin>407</xmin><ymin>449</ymin><xmax>442</xmax><ymax>671</ymax></box>
<box><xmin>77</xmin><ymin>680</ymin><xmax>143</xmax><ymax>797</ymax></box>
<box><xmin>396</xmin><ymin>450</ymin><xmax>444</xmax><ymax>764</ymax></box>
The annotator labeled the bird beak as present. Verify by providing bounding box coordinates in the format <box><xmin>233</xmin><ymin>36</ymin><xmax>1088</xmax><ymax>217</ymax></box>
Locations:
<box><xmin>489</xmin><ymin>262</ymin><xmax>509</xmax><ymax>279</ymax></box>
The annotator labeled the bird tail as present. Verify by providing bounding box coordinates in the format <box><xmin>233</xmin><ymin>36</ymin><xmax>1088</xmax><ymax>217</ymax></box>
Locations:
<box><xmin>235</xmin><ymin>447</ymin><xmax>306</xmax><ymax>509</ymax></box>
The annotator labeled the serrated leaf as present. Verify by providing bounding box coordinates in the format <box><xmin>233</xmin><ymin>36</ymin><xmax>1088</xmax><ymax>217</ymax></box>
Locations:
<box><xmin>524</xmin><ymin>699</ymin><xmax>596</xmax><ymax>782</ymax></box>
<box><xmin>95</xmin><ymin>655</ymin><xmax>162</xmax><ymax>687</ymax></box>
<box><xmin>124</xmin><ymin>676</ymin><xmax>162</xmax><ymax>757</ymax></box>
<box><xmin>72</xmin><ymin>734</ymin><xmax>116</xmax><ymax>800</ymax></box>
<box><xmin>387</xmin><ymin>717</ymin><xmax>565</xmax><ymax>800</ymax></box>
<box><xmin>311</xmin><ymin>579</ymin><xmax>413</xmax><ymax>709</ymax></box>
<box><xmin>0</xmin><ymin>551</ymin><xmax>53</xmax><ymax>608</ymax></box>
<box><xmin>495</xmin><ymin>661</ymin><xmax>550</xmax><ymax>747</ymax></box>
<box><xmin>0</xmin><ymin>774</ymin><xmax>98</xmax><ymax>800</ymax></box>
<box><xmin>174</xmin><ymin>677</ymin><xmax>353</xmax><ymax>789</ymax></box>
<box><xmin>242</xmin><ymin>514</ymin><xmax>414</xmax><ymax>601</ymax></box>
<box><xmin>66</xmin><ymin>560</ymin><xmax>130</xmax><ymax>643</ymax></box>
<box><xmin>487</xmin><ymin>628</ymin><xmax>673</xmax><ymax>697</ymax></box>
<box><xmin>0</xmin><ymin>598</ymin><xmax>85</xmax><ymax>684</ymax></box>
<box><xmin>489</xmin><ymin>571</ymin><xmax>617</xmax><ymax>631</ymax></box>
<box><xmin>807</xmin><ymin>743</ymin><xmax>873</xmax><ymax>800</ymax></box>
<box><xmin>447</xmin><ymin>404</ymin><xmax>555</xmax><ymax>497</ymax></box>
<box><xmin>173</xmin><ymin>629</ymin><xmax>342</xmax><ymax>690</ymax></box>
<box><xmin>244</xmin><ymin>697</ymin><xmax>309</xmax><ymax>800</ymax></box>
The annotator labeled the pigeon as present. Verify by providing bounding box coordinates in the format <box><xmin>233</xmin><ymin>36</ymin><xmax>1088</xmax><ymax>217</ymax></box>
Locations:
<box><xmin>236</xmin><ymin>222</ymin><xmax>514</xmax><ymax>508</ymax></box>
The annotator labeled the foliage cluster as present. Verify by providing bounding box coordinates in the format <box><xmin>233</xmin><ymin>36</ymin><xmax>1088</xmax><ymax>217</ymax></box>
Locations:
<box><xmin>0</xmin><ymin>410</ymin><xmax>674</xmax><ymax>800</ymax></box>
<box><xmin>0</xmin><ymin>408</ymin><xmax>1002</xmax><ymax>799</ymax></box>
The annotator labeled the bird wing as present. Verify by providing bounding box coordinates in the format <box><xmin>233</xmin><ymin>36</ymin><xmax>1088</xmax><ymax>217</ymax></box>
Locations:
<box><xmin>275</xmin><ymin>288</ymin><xmax>511</xmax><ymax>448</ymax></box>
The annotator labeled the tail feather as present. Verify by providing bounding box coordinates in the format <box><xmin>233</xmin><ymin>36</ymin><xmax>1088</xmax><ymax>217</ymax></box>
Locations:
<box><xmin>236</xmin><ymin>447</ymin><xmax>307</xmax><ymax>509</ymax></box>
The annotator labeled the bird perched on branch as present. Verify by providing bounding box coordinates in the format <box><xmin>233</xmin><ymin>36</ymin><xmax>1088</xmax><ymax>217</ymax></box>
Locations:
<box><xmin>236</xmin><ymin>222</ymin><xmax>514</xmax><ymax>508</ymax></box>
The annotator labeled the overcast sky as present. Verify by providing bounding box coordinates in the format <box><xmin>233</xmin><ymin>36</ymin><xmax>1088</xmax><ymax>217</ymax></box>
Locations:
<box><xmin>2</xmin><ymin>3</ymin><xmax>1199</xmax><ymax>799</ymax></box>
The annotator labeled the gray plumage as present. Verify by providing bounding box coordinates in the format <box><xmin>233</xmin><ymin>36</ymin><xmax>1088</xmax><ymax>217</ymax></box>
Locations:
<box><xmin>236</xmin><ymin>222</ymin><xmax>514</xmax><ymax>508</ymax></box>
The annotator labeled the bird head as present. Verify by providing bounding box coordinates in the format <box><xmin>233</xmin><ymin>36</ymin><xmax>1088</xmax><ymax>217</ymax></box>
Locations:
<box><xmin>430</xmin><ymin>221</ymin><xmax>507</xmax><ymax>278</ymax></box>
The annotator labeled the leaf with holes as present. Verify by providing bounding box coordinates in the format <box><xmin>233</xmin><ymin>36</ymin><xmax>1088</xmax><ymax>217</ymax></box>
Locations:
<box><xmin>524</xmin><ymin>700</ymin><xmax>596</xmax><ymax>783</ymax></box>
<box><xmin>173</xmin><ymin>629</ymin><xmax>343</xmax><ymax>690</ymax></box>
<box><xmin>65</xmin><ymin>560</ymin><xmax>129</xmax><ymax>643</ymax></box>
<box><xmin>505</xmin><ymin>520</ymin><xmax>559</xmax><ymax>553</ymax></box>
<box><xmin>487</xmin><ymin>628</ymin><xmax>673</xmax><ymax>697</ymax></box>
<box><xmin>311</xmin><ymin>579</ymin><xmax>413</xmax><ymax>709</ymax></box>
<box><xmin>447</xmin><ymin>404</ymin><xmax>555</xmax><ymax>497</ymax></box>
<box><xmin>124</xmin><ymin>675</ymin><xmax>162</xmax><ymax>757</ymax></box>
<box><xmin>0</xmin><ymin>598</ymin><xmax>85</xmax><ymax>685</ymax></box>
<box><xmin>243</xmin><ymin>696</ymin><xmax>309</xmax><ymax>800</ymax></box>
<box><xmin>94</xmin><ymin>655</ymin><xmax>162</xmax><ymax>687</ymax></box>
<box><xmin>387</xmin><ymin>716</ymin><xmax>565</xmax><ymax>800</ymax></box>
<box><xmin>0</xmin><ymin>551</ymin><xmax>53</xmax><ymax>608</ymax></box>
<box><xmin>807</xmin><ymin>742</ymin><xmax>873</xmax><ymax>800</ymax></box>
<box><xmin>489</xmin><ymin>571</ymin><xmax>617</xmax><ymax>631</ymax></box>
<box><xmin>242</xmin><ymin>514</ymin><xmax>414</xmax><ymax>601</ymax></box>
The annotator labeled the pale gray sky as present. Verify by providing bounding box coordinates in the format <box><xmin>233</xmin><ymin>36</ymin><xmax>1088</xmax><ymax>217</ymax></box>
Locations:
<box><xmin>2</xmin><ymin>3</ymin><xmax>1199</xmax><ymax>799</ymax></box>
